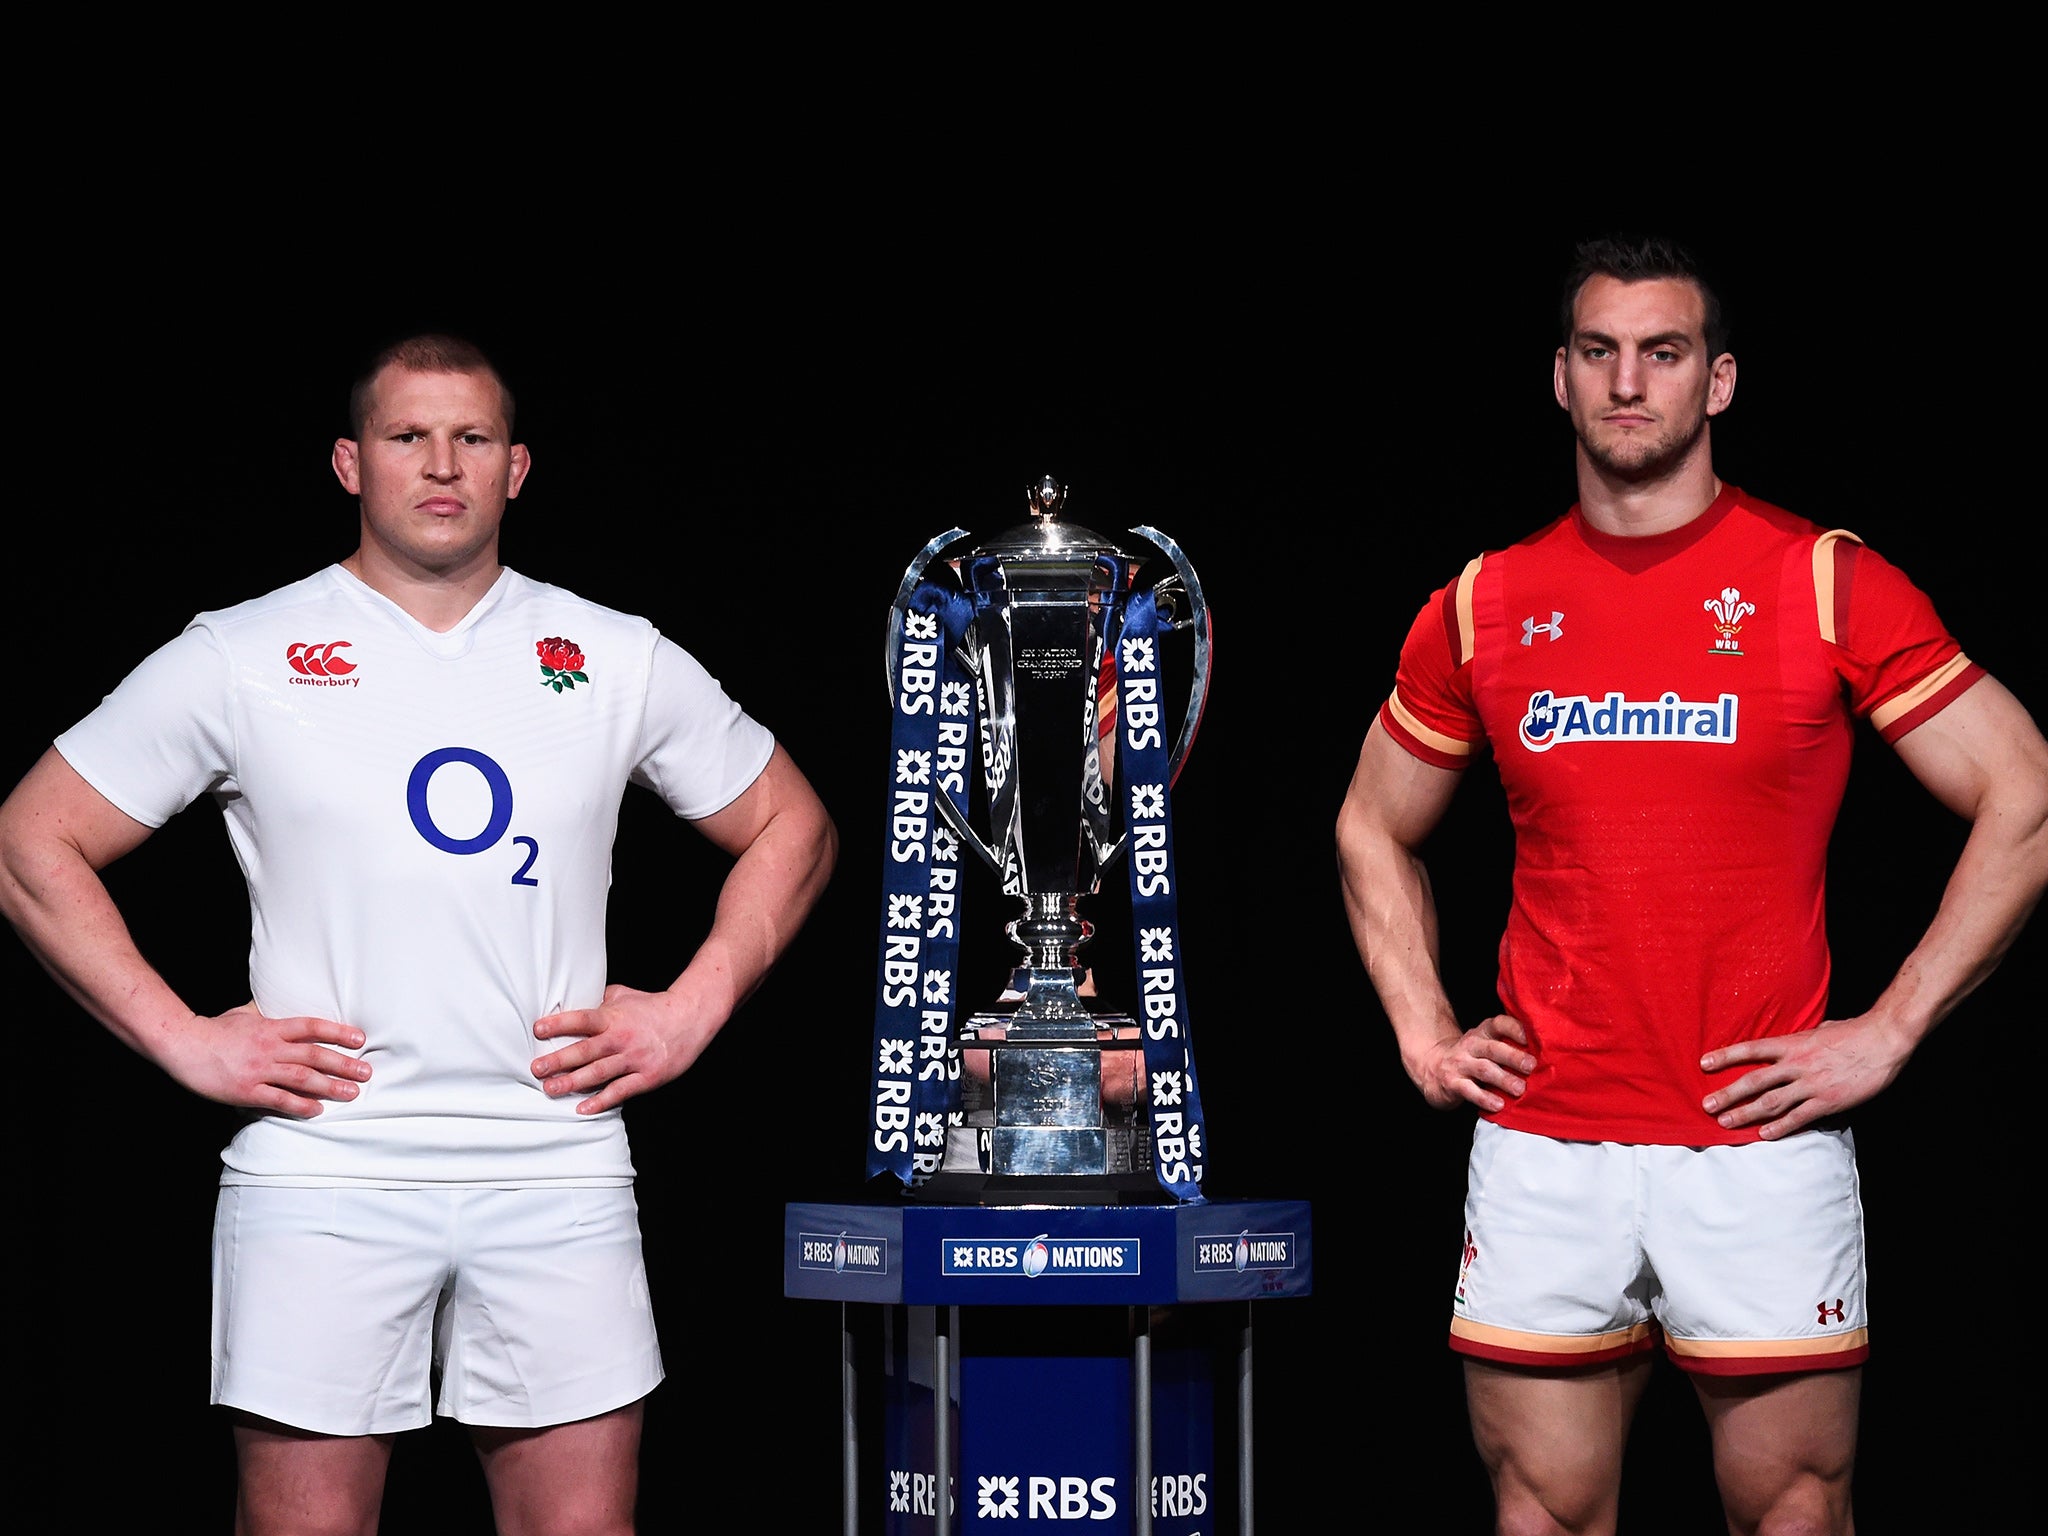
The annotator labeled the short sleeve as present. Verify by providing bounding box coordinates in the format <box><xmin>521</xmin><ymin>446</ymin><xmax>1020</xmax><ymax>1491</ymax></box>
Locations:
<box><xmin>1377</xmin><ymin>560</ymin><xmax>1485</xmax><ymax>771</ymax></box>
<box><xmin>52</xmin><ymin>624</ymin><xmax>237</xmax><ymax>826</ymax></box>
<box><xmin>629</xmin><ymin>635</ymin><xmax>777</xmax><ymax>819</ymax></box>
<box><xmin>1821</xmin><ymin>536</ymin><xmax>1985</xmax><ymax>743</ymax></box>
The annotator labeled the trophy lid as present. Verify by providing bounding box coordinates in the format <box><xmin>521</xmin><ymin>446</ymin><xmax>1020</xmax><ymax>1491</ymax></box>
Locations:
<box><xmin>970</xmin><ymin>475</ymin><xmax>1134</xmax><ymax>562</ymax></box>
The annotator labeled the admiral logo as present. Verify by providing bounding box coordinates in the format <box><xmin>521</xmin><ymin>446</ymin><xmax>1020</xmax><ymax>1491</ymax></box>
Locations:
<box><xmin>1519</xmin><ymin>690</ymin><xmax>1738</xmax><ymax>753</ymax></box>
<box><xmin>942</xmin><ymin>1234</ymin><xmax>1141</xmax><ymax>1278</ymax></box>
<box><xmin>1194</xmin><ymin>1230</ymin><xmax>1296</xmax><ymax>1273</ymax></box>
<box><xmin>286</xmin><ymin>641</ymin><xmax>359</xmax><ymax>687</ymax></box>
<box><xmin>796</xmin><ymin>1230</ymin><xmax>889</xmax><ymax>1276</ymax></box>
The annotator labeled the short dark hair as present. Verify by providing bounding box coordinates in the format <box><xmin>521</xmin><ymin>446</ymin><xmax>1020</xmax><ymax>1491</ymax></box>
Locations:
<box><xmin>347</xmin><ymin>333</ymin><xmax>517</xmax><ymax>439</ymax></box>
<box><xmin>1560</xmin><ymin>234</ymin><xmax>1729</xmax><ymax>360</ymax></box>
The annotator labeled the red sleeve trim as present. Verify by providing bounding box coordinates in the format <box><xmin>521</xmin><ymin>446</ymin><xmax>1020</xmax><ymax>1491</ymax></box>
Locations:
<box><xmin>1874</xmin><ymin>658</ymin><xmax>1987</xmax><ymax>742</ymax></box>
<box><xmin>1379</xmin><ymin>692</ymin><xmax>1472</xmax><ymax>771</ymax></box>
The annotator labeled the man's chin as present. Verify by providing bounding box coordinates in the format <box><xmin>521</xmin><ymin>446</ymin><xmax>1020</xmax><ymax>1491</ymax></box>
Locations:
<box><xmin>1581</xmin><ymin>428</ymin><xmax>1699</xmax><ymax>485</ymax></box>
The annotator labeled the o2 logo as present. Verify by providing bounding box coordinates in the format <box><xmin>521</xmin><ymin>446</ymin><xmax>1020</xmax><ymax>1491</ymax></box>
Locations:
<box><xmin>406</xmin><ymin>747</ymin><xmax>540</xmax><ymax>886</ymax></box>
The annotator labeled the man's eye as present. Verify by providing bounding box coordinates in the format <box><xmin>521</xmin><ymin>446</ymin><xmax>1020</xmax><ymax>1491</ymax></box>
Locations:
<box><xmin>460</xmin><ymin>433</ymin><xmax>488</xmax><ymax>446</ymax></box>
<box><xmin>1583</xmin><ymin>346</ymin><xmax>1612</xmax><ymax>360</ymax></box>
<box><xmin>394</xmin><ymin>431</ymin><xmax>421</xmax><ymax>443</ymax></box>
<box><xmin>1650</xmin><ymin>349</ymin><xmax>1679</xmax><ymax>363</ymax></box>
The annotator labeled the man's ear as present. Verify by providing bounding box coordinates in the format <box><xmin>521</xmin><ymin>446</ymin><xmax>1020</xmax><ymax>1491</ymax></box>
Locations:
<box><xmin>507</xmin><ymin>443</ymin><xmax>532</xmax><ymax>499</ymax></box>
<box><xmin>1706</xmin><ymin>353</ymin><xmax>1738</xmax><ymax>418</ymax></box>
<box><xmin>332</xmin><ymin>438</ymin><xmax>362</xmax><ymax>494</ymax></box>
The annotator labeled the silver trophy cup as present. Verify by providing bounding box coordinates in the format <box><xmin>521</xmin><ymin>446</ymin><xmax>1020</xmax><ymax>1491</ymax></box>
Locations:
<box><xmin>885</xmin><ymin>475</ymin><xmax>1210</xmax><ymax>1204</ymax></box>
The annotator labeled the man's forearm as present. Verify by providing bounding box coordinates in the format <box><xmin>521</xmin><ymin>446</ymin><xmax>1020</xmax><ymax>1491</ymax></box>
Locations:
<box><xmin>0</xmin><ymin>833</ymin><xmax>197</xmax><ymax>1067</ymax></box>
<box><xmin>1338</xmin><ymin>821</ymin><xmax>1463</xmax><ymax>1090</ymax></box>
<box><xmin>670</xmin><ymin>800</ymin><xmax>839</xmax><ymax>1019</ymax></box>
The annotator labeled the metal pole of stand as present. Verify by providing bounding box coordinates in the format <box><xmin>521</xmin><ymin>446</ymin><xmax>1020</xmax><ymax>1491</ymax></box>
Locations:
<box><xmin>840</xmin><ymin>1303</ymin><xmax>858</xmax><ymax>1536</ymax></box>
<box><xmin>1133</xmin><ymin>1306</ymin><xmax>1153</xmax><ymax>1536</ymax></box>
<box><xmin>934</xmin><ymin>1307</ymin><xmax>953</xmax><ymax>1536</ymax></box>
<box><xmin>1237</xmin><ymin>1311</ymin><xmax>1254</xmax><ymax>1535</ymax></box>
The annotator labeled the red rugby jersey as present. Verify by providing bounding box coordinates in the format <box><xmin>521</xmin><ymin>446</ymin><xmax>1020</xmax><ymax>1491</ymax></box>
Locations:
<box><xmin>1379</xmin><ymin>484</ymin><xmax>1983</xmax><ymax>1144</ymax></box>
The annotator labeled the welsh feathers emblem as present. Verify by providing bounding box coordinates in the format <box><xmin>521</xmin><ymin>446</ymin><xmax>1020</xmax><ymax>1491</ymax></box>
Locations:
<box><xmin>537</xmin><ymin>636</ymin><xmax>589</xmax><ymax>691</ymax></box>
<box><xmin>1703</xmin><ymin>588</ymin><xmax>1755</xmax><ymax>656</ymax></box>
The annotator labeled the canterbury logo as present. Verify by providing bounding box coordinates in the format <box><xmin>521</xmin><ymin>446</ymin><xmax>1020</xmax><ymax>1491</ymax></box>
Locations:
<box><xmin>287</xmin><ymin>641</ymin><xmax>356</xmax><ymax>677</ymax></box>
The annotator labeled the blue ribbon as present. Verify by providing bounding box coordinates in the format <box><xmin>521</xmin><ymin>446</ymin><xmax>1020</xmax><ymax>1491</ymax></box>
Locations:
<box><xmin>867</xmin><ymin>583</ymin><xmax>975</xmax><ymax>1190</ymax></box>
<box><xmin>1115</xmin><ymin>590</ymin><xmax>1210</xmax><ymax>1202</ymax></box>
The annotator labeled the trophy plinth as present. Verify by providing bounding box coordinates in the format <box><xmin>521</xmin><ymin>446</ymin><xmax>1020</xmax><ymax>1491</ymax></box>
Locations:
<box><xmin>879</xmin><ymin>476</ymin><xmax>1210</xmax><ymax>1207</ymax></box>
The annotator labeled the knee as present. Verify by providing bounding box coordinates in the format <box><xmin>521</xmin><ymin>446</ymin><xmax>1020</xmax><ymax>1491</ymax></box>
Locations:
<box><xmin>1730</xmin><ymin>1478</ymin><xmax>1853</xmax><ymax>1536</ymax></box>
<box><xmin>1490</xmin><ymin>1479</ymin><xmax>1614</xmax><ymax>1536</ymax></box>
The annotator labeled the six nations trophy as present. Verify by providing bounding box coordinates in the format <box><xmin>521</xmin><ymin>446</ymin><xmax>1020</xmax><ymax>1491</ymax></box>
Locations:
<box><xmin>867</xmin><ymin>475</ymin><xmax>1213</xmax><ymax>1206</ymax></box>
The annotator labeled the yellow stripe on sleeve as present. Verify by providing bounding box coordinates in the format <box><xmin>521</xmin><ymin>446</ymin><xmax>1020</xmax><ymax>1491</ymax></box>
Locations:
<box><xmin>1453</xmin><ymin>555</ymin><xmax>1483</xmax><ymax>667</ymax></box>
<box><xmin>1870</xmin><ymin>653</ymin><xmax>1976</xmax><ymax>733</ymax></box>
<box><xmin>1386</xmin><ymin>691</ymin><xmax>1473</xmax><ymax>758</ymax></box>
<box><xmin>1811</xmin><ymin>529</ymin><xmax>1864</xmax><ymax>646</ymax></box>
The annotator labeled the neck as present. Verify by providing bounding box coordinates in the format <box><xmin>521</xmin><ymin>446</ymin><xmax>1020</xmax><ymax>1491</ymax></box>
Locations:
<box><xmin>341</xmin><ymin>543</ymin><xmax>503</xmax><ymax>632</ymax></box>
<box><xmin>1574</xmin><ymin>444</ymin><xmax>1723</xmax><ymax>538</ymax></box>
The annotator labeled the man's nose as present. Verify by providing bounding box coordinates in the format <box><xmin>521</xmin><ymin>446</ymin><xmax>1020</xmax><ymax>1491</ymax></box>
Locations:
<box><xmin>1608</xmin><ymin>355</ymin><xmax>1645</xmax><ymax>401</ymax></box>
<box><xmin>424</xmin><ymin>435</ymin><xmax>461</xmax><ymax>479</ymax></box>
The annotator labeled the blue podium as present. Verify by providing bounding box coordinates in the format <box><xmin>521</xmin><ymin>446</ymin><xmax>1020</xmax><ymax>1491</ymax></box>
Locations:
<box><xmin>784</xmin><ymin>1197</ymin><xmax>1312</xmax><ymax>1535</ymax></box>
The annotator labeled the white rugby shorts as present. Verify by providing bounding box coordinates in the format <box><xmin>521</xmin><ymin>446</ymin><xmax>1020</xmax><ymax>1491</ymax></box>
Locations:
<box><xmin>1449</xmin><ymin>1121</ymin><xmax>1869</xmax><ymax>1376</ymax></box>
<box><xmin>211</xmin><ymin>1184</ymin><xmax>665</xmax><ymax>1434</ymax></box>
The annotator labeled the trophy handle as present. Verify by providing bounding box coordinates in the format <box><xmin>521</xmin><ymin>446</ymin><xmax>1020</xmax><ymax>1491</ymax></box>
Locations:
<box><xmin>1089</xmin><ymin>525</ymin><xmax>1211</xmax><ymax>874</ymax></box>
<box><xmin>1129</xmin><ymin>523</ymin><xmax>1212</xmax><ymax>788</ymax></box>
<box><xmin>884</xmin><ymin>526</ymin><xmax>1005</xmax><ymax>875</ymax></box>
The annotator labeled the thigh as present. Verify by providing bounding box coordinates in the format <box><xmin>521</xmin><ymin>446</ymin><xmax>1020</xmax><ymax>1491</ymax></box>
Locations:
<box><xmin>472</xmin><ymin>1402</ymin><xmax>643</xmax><ymax>1536</ymax></box>
<box><xmin>437</xmin><ymin>1187</ymin><xmax>665</xmax><ymax>1428</ymax></box>
<box><xmin>1465</xmin><ymin>1356</ymin><xmax>1652</xmax><ymax>1536</ymax></box>
<box><xmin>1451</xmin><ymin>1123</ymin><xmax>1657</xmax><ymax>1367</ymax></box>
<box><xmin>231</xmin><ymin>1412</ymin><xmax>396</xmax><ymax>1536</ymax></box>
<box><xmin>1644</xmin><ymin>1129</ymin><xmax>1869</xmax><ymax>1374</ymax></box>
<box><xmin>212</xmin><ymin>1185</ymin><xmax>449</xmax><ymax>1435</ymax></box>
<box><xmin>1694</xmin><ymin>1369</ymin><xmax>1860</xmax><ymax>1535</ymax></box>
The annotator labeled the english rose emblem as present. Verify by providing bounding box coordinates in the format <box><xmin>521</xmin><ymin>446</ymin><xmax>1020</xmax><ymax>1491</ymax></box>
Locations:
<box><xmin>537</xmin><ymin>636</ymin><xmax>589</xmax><ymax>692</ymax></box>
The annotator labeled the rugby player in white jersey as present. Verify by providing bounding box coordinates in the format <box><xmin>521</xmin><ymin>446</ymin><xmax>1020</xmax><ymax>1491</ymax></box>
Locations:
<box><xmin>0</xmin><ymin>334</ymin><xmax>839</xmax><ymax>1535</ymax></box>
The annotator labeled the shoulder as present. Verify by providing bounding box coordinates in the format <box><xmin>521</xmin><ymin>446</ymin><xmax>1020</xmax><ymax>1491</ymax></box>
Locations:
<box><xmin>1722</xmin><ymin>485</ymin><xmax>1825</xmax><ymax>540</ymax></box>
<box><xmin>187</xmin><ymin>566</ymin><xmax>351</xmax><ymax>635</ymax></box>
<box><xmin>497</xmin><ymin>569</ymin><xmax>657</xmax><ymax>635</ymax></box>
<box><xmin>1410</xmin><ymin>514</ymin><xmax>1570</xmax><ymax>666</ymax></box>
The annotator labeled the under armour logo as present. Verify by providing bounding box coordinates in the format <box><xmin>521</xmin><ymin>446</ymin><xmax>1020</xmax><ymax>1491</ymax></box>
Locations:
<box><xmin>1817</xmin><ymin>1299</ymin><xmax>1846</xmax><ymax>1325</ymax></box>
<box><xmin>1521</xmin><ymin>612</ymin><xmax>1564</xmax><ymax>645</ymax></box>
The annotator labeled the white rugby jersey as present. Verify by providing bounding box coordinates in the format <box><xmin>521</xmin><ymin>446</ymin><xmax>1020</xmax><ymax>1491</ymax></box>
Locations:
<box><xmin>56</xmin><ymin>564</ymin><xmax>776</xmax><ymax>1187</ymax></box>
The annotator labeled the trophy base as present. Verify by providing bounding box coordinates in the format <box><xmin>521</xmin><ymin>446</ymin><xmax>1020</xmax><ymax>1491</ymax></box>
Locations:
<box><xmin>906</xmin><ymin>1168</ymin><xmax>1174</xmax><ymax>1207</ymax></box>
<box><xmin>910</xmin><ymin>1115</ymin><xmax>1166</xmax><ymax>1207</ymax></box>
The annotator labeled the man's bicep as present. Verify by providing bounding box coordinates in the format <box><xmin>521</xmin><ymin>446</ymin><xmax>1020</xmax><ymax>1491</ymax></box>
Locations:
<box><xmin>1338</xmin><ymin>718</ymin><xmax>1464</xmax><ymax>857</ymax></box>
<box><xmin>1890</xmin><ymin>675</ymin><xmax>2048</xmax><ymax>820</ymax></box>
<box><xmin>0</xmin><ymin>746</ymin><xmax>157</xmax><ymax>870</ymax></box>
<box><xmin>686</xmin><ymin>742</ymin><xmax>827</xmax><ymax>859</ymax></box>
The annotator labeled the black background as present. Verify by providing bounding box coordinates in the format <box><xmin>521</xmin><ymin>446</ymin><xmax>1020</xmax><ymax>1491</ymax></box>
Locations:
<box><xmin>11</xmin><ymin>163</ymin><xmax>2035</xmax><ymax>1532</ymax></box>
